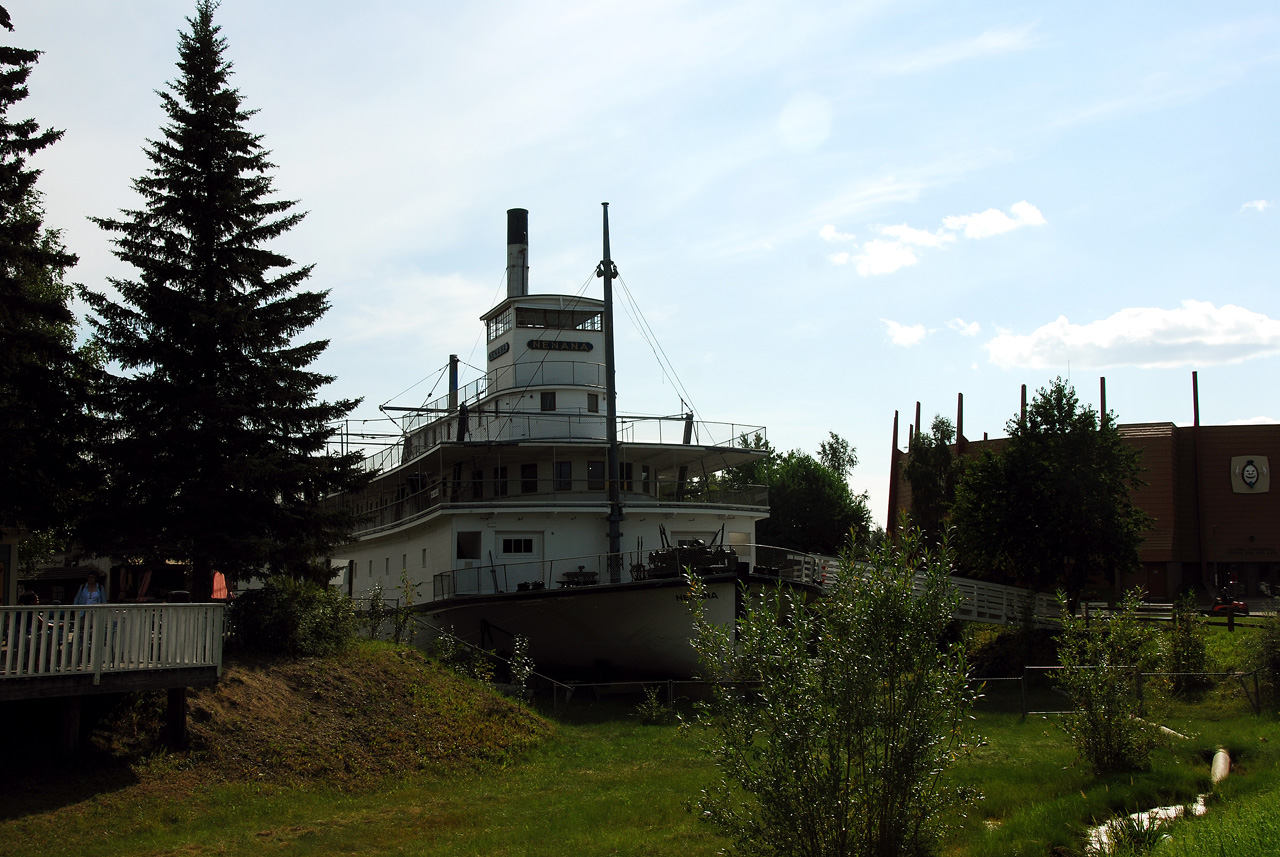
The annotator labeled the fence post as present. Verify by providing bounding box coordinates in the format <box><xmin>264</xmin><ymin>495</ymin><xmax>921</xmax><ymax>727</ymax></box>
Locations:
<box><xmin>1021</xmin><ymin>666</ymin><xmax>1028</xmax><ymax>719</ymax></box>
<box><xmin>91</xmin><ymin>609</ymin><xmax>105</xmax><ymax>685</ymax></box>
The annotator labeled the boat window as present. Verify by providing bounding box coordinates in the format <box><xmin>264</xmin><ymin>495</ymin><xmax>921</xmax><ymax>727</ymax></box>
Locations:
<box><xmin>620</xmin><ymin>462</ymin><xmax>634</xmax><ymax>492</ymax></box>
<box><xmin>521</xmin><ymin>463</ymin><xmax>538</xmax><ymax>493</ymax></box>
<box><xmin>487</xmin><ymin>308</ymin><xmax>513</xmax><ymax>342</ymax></box>
<box><xmin>587</xmin><ymin>393</ymin><xmax>599</xmax><ymax>413</ymax></box>
<box><xmin>515</xmin><ymin>307</ymin><xmax>601</xmax><ymax>331</ymax></box>
<box><xmin>502</xmin><ymin>537</ymin><xmax>535</xmax><ymax>554</ymax></box>
<box><xmin>471</xmin><ymin>469</ymin><xmax>484</xmax><ymax>500</ymax></box>
<box><xmin>587</xmin><ymin>461</ymin><xmax>604</xmax><ymax>490</ymax></box>
<box><xmin>457</xmin><ymin>531</ymin><xmax>481</xmax><ymax>561</ymax></box>
<box><xmin>641</xmin><ymin>465</ymin><xmax>651</xmax><ymax>494</ymax></box>
<box><xmin>493</xmin><ymin>466</ymin><xmax>508</xmax><ymax>497</ymax></box>
<box><xmin>421</xmin><ymin>548</ymin><xmax>427</xmax><ymax>568</ymax></box>
<box><xmin>554</xmin><ymin>461</ymin><xmax>572</xmax><ymax>491</ymax></box>
<box><xmin>540</xmin><ymin>391</ymin><xmax>556</xmax><ymax>412</ymax></box>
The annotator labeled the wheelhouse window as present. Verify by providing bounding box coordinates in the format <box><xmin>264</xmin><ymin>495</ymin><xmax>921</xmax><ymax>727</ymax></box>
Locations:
<box><xmin>554</xmin><ymin>461</ymin><xmax>572</xmax><ymax>491</ymax></box>
<box><xmin>521</xmin><ymin>463</ymin><xmax>538</xmax><ymax>493</ymax></box>
<box><xmin>486</xmin><ymin>308</ymin><xmax>513</xmax><ymax>341</ymax></box>
<box><xmin>515</xmin><ymin>307</ymin><xmax>601</xmax><ymax>331</ymax></box>
<box><xmin>540</xmin><ymin>391</ymin><xmax>556</xmax><ymax>411</ymax></box>
<box><xmin>587</xmin><ymin>461</ymin><xmax>604</xmax><ymax>490</ymax></box>
<box><xmin>641</xmin><ymin>465</ymin><xmax>652</xmax><ymax>494</ymax></box>
<box><xmin>493</xmin><ymin>466</ymin><xmax>508</xmax><ymax>497</ymax></box>
<box><xmin>587</xmin><ymin>393</ymin><xmax>599</xmax><ymax>413</ymax></box>
<box><xmin>471</xmin><ymin>469</ymin><xmax>484</xmax><ymax>500</ymax></box>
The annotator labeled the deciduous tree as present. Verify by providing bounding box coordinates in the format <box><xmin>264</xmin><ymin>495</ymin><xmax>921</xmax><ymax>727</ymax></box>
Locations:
<box><xmin>758</xmin><ymin>443</ymin><xmax>870</xmax><ymax>555</ymax></box>
<box><xmin>951</xmin><ymin>378</ymin><xmax>1147</xmax><ymax>600</ymax></box>
<box><xmin>902</xmin><ymin>415</ymin><xmax>958</xmax><ymax>547</ymax></box>
<box><xmin>82</xmin><ymin>2</ymin><xmax>366</xmax><ymax>597</ymax></box>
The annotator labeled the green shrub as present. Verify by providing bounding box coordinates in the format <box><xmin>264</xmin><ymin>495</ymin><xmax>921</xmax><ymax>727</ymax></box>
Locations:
<box><xmin>689</xmin><ymin>529</ymin><xmax>978</xmax><ymax>857</ymax></box>
<box><xmin>1164</xmin><ymin>591</ymin><xmax>1212</xmax><ymax>697</ymax></box>
<box><xmin>1249</xmin><ymin>614</ymin><xmax>1280</xmax><ymax>709</ymax></box>
<box><xmin>227</xmin><ymin>576</ymin><xmax>356</xmax><ymax>657</ymax></box>
<box><xmin>1056</xmin><ymin>590</ymin><xmax>1157</xmax><ymax>775</ymax></box>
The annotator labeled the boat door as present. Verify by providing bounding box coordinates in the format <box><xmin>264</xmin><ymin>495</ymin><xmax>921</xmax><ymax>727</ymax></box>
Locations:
<box><xmin>495</xmin><ymin>532</ymin><xmax>544</xmax><ymax>589</ymax></box>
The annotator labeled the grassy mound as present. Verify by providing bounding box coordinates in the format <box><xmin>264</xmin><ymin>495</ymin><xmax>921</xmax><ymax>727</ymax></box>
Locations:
<box><xmin>97</xmin><ymin>641</ymin><xmax>552</xmax><ymax>788</ymax></box>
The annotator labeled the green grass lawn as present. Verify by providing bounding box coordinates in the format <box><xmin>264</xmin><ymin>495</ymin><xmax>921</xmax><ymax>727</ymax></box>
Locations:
<box><xmin>4</xmin><ymin>616</ymin><xmax>1277</xmax><ymax>857</ymax></box>
<box><xmin>5</xmin><ymin>693</ymin><xmax>1275</xmax><ymax>857</ymax></box>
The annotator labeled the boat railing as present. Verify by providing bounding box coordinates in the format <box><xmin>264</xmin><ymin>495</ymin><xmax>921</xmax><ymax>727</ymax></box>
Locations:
<box><xmin>341</xmin><ymin>475</ymin><xmax>769</xmax><ymax>539</ymax></box>
<box><xmin>433</xmin><ymin>550</ymin><xmax>652</xmax><ymax>600</ymax></box>
<box><xmin>333</xmin><ymin>415</ymin><xmax>769</xmax><ymax>475</ymax></box>
<box><xmin>396</xmin><ymin>361</ymin><xmax>609</xmax><ymax>438</ymax></box>
<box><xmin>0</xmin><ymin>603</ymin><xmax>225</xmax><ymax>683</ymax></box>
<box><xmin>428</xmin><ymin>545</ymin><xmax>1060</xmax><ymax>628</ymax></box>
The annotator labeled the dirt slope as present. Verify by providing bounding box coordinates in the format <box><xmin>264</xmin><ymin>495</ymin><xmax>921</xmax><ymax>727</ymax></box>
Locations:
<box><xmin>96</xmin><ymin>642</ymin><xmax>553</xmax><ymax>788</ymax></box>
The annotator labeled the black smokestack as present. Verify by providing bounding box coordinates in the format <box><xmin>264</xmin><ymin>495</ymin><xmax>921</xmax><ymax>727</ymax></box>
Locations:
<box><xmin>507</xmin><ymin>208</ymin><xmax>528</xmax><ymax>298</ymax></box>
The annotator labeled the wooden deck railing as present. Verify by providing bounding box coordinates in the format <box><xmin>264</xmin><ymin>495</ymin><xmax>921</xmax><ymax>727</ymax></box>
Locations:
<box><xmin>0</xmin><ymin>604</ymin><xmax>225</xmax><ymax>685</ymax></box>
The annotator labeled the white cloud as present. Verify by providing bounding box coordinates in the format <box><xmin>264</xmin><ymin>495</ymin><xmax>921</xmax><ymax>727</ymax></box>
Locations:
<box><xmin>948</xmin><ymin>318</ymin><xmax>981</xmax><ymax>336</ymax></box>
<box><xmin>881</xmin><ymin>223</ymin><xmax>954</xmax><ymax>248</ymax></box>
<box><xmin>942</xmin><ymin>201</ymin><xmax>1046</xmax><ymax>239</ymax></box>
<box><xmin>828</xmin><ymin>201</ymin><xmax>1045</xmax><ymax>276</ymax></box>
<box><xmin>856</xmin><ymin>239</ymin><xmax>920</xmax><ymax>276</ymax></box>
<box><xmin>983</xmin><ymin>300</ymin><xmax>1280</xmax><ymax>369</ymax></box>
<box><xmin>1242</xmin><ymin>200</ymin><xmax>1272</xmax><ymax>213</ymax></box>
<box><xmin>881</xmin><ymin>319</ymin><xmax>927</xmax><ymax>346</ymax></box>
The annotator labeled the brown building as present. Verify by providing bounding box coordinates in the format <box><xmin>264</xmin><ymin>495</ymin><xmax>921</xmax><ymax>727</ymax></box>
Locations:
<box><xmin>888</xmin><ymin>385</ymin><xmax>1278</xmax><ymax>601</ymax></box>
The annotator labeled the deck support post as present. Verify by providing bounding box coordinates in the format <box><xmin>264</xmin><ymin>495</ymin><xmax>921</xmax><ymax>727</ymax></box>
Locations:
<box><xmin>166</xmin><ymin>686</ymin><xmax>189</xmax><ymax>750</ymax></box>
<box><xmin>59</xmin><ymin>696</ymin><xmax>81</xmax><ymax>757</ymax></box>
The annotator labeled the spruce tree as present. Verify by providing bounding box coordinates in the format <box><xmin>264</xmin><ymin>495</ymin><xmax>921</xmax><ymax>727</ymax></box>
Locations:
<box><xmin>0</xmin><ymin>6</ymin><xmax>93</xmax><ymax>539</ymax></box>
<box><xmin>83</xmin><ymin>1</ymin><xmax>366</xmax><ymax>597</ymax></box>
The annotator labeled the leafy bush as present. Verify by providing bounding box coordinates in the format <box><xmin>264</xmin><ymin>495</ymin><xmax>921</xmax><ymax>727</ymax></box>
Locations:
<box><xmin>689</xmin><ymin>530</ymin><xmax>978</xmax><ymax>857</ymax></box>
<box><xmin>1056</xmin><ymin>591</ymin><xmax>1157</xmax><ymax>775</ymax></box>
<box><xmin>1164</xmin><ymin>591</ymin><xmax>1211</xmax><ymax>697</ymax></box>
<box><xmin>633</xmin><ymin>685</ymin><xmax>673</xmax><ymax>725</ymax></box>
<box><xmin>227</xmin><ymin>576</ymin><xmax>356</xmax><ymax>657</ymax></box>
<box><xmin>1249</xmin><ymin>614</ymin><xmax>1280</xmax><ymax>710</ymax></box>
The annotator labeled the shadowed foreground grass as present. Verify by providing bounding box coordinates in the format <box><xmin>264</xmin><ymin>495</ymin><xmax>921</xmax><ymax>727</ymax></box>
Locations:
<box><xmin>2</xmin><ymin>712</ymin><xmax>723</xmax><ymax>857</ymax></box>
<box><xmin>2</xmin><ymin>640</ymin><xmax>1276</xmax><ymax>857</ymax></box>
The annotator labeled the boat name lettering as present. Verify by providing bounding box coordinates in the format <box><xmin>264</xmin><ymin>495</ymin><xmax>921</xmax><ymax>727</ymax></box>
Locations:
<box><xmin>528</xmin><ymin>339</ymin><xmax>594</xmax><ymax>352</ymax></box>
<box><xmin>674</xmin><ymin>591</ymin><xmax>719</xmax><ymax>602</ymax></box>
<box><xmin>488</xmin><ymin>342</ymin><xmax>510</xmax><ymax>361</ymax></box>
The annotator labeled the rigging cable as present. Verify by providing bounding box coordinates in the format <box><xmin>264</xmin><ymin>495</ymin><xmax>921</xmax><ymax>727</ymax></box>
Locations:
<box><xmin>614</xmin><ymin>273</ymin><xmax>702</xmax><ymax>426</ymax></box>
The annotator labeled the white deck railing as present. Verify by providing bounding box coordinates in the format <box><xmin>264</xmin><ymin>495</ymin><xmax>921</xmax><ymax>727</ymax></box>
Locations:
<box><xmin>0</xmin><ymin>604</ymin><xmax>225</xmax><ymax>685</ymax></box>
<box><xmin>947</xmin><ymin>577</ymin><xmax>1059</xmax><ymax>628</ymax></box>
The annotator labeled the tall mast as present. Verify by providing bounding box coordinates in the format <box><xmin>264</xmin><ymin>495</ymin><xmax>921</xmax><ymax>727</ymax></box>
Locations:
<box><xmin>598</xmin><ymin>202</ymin><xmax>624</xmax><ymax>581</ymax></box>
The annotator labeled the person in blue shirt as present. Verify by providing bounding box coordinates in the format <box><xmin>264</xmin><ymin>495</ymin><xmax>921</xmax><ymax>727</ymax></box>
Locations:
<box><xmin>73</xmin><ymin>571</ymin><xmax>106</xmax><ymax>605</ymax></box>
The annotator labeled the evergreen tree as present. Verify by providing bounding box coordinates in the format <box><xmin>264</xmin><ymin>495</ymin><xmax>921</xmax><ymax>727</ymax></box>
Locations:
<box><xmin>82</xmin><ymin>2</ymin><xmax>366</xmax><ymax>597</ymax></box>
<box><xmin>0</xmin><ymin>7</ymin><xmax>93</xmax><ymax>538</ymax></box>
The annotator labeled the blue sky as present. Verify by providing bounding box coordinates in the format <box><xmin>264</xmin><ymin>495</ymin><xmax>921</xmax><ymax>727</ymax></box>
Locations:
<box><xmin>9</xmin><ymin>1</ymin><xmax>1279</xmax><ymax>527</ymax></box>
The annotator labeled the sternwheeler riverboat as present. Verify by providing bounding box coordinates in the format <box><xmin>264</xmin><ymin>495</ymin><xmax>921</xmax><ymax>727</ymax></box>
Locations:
<box><xmin>327</xmin><ymin>207</ymin><xmax>824</xmax><ymax>678</ymax></box>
